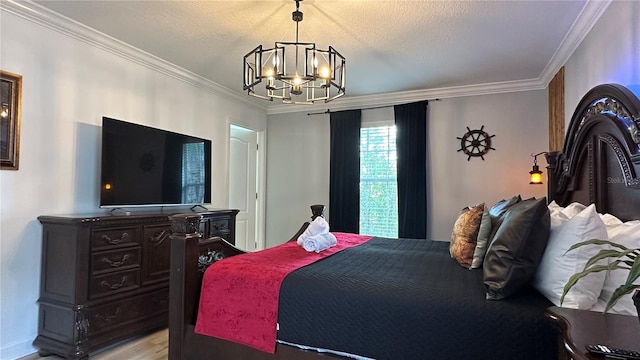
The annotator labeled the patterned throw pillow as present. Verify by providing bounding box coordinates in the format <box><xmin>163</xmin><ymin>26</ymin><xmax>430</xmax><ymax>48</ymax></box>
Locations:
<box><xmin>450</xmin><ymin>204</ymin><xmax>484</xmax><ymax>268</ymax></box>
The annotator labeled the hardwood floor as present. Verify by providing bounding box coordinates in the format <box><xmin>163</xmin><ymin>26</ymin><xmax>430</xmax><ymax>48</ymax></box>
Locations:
<box><xmin>18</xmin><ymin>329</ymin><xmax>168</xmax><ymax>360</ymax></box>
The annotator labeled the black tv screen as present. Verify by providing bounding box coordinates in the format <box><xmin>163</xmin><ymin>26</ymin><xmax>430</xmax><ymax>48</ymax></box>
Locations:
<box><xmin>100</xmin><ymin>117</ymin><xmax>212</xmax><ymax>208</ymax></box>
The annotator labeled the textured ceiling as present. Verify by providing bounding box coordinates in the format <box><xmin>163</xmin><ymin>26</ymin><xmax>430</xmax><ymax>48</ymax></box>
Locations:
<box><xmin>31</xmin><ymin>0</ymin><xmax>593</xmax><ymax>109</ymax></box>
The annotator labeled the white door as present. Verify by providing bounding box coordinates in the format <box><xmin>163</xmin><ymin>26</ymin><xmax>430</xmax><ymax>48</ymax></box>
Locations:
<box><xmin>229</xmin><ymin>125</ymin><xmax>258</xmax><ymax>251</ymax></box>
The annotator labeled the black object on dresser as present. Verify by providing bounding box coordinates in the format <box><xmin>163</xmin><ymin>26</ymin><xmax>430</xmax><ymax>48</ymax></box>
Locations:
<box><xmin>33</xmin><ymin>209</ymin><xmax>238</xmax><ymax>360</ymax></box>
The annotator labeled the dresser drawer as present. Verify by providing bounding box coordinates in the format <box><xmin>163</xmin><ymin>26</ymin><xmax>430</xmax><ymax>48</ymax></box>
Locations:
<box><xmin>91</xmin><ymin>227</ymin><xmax>140</xmax><ymax>250</ymax></box>
<box><xmin>89</xmin><ymin>288</ymin><xmax>169</xmax><ymax>336</ymax></box>
<box><xmin>91</xmin><ymin>247</ymin><xmax>141</xmax><ymax>274</ymax></box>
<box><xmin>142</xmin><ymin>224</ymin><xmax>171</xmax><ymax>285</ymax></box>
<box><xmin>208</xmin><ymin>218</ymin><xmax>230</xmax><ymax>234</ymax></box>
<box><xmin>90</xmin><ymin>269</ymin><xmax>140</xmax><ymax>299</ymax></box>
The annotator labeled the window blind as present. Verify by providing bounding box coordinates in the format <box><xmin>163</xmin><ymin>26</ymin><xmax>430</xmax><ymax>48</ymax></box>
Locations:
<box><xmin>181</xmin><ymin>142</ymin><xmax>206</xmax><ymax>204</ymax></box>
<box><xmin>359</xmin><ymin>125</ymin><xmax>398</xmax><ymax>238</ymax></box>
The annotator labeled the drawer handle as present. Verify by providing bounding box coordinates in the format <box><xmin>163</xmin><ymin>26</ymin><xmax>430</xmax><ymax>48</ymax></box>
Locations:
<box><xmin>101</xmin><ymin>232</ymin><xmax>129</xmax><ymax>245</ymax></box>
<box><xmin>102</xmin><ymin>254</ymin><xmax>130</xmax><ymax>267</ymax></box>
<box><xmin>95</xmin><ymin>307</ymin><xmax>121</xmax><ymax>323</ymax></box>
<box><xmin>101</xmin><ymin>276</ymin><xmax>128</xmax><ymax>290</ymax></box>
<box><xmin>148</xmin><ymin>229</ymin><xmax>171</xmax><ymax>245</ymax></box>
<box><xmin>211</xmin><ymin>223</ymin><xmax>227</xmax><ymax>231</ymax></box>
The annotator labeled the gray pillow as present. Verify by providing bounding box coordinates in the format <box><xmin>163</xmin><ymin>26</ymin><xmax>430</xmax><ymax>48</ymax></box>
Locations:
<box><xmin>470</xmin><ymin>204</ymin><xmax>491</xmax><ymax>268</ymax></box>
<box><xmin>483</xmin><ymin>197</ymin><xmax>550</xmax><ymax>300</ymax></box>
<box><xmin>487</xmin><ymin>195</ymin><xmax>522</xmax><ymax>244</ymax></box>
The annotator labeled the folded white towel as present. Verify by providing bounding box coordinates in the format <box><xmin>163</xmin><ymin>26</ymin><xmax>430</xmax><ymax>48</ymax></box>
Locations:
<box><xmin>309</xmin><ymin>216</ymin><xmax>330</xmax><ymax>234</ymax></box>
<box><xmin>297</xmin><ymin>228</ymin><xmax>311</xmax><ymax>245</ymax></box>
<box><xmin>303</xmin><ymin>232</ymin><xmax>337</xmax><ymax>253</ymax></box>
<box><xmin>297</xmin><ymin>216</ymin><xmax>330</xmax><ymax>245</ymax></box>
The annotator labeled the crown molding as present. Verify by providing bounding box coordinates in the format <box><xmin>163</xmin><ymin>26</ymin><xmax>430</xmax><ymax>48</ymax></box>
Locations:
<box><xmin>4</xmin><ymin>0</ymin><xmax>609</xmax><ymax>117</ymax></box>
<box><xmin>266</xmin><ymin>78</ymin><xmax>546</xmax><ymax>115</ymax></box>
<box><xmin>267</xmin><ymin>0</ymin><xmax>611</xmax><ymax>115</ymax></box>
<box><xmin>2</xmin><ymin>0</ymin><xmax>268</xmax><ymax>112</ymax></box>
<box><xmin>539</xmin><ymin>0</ymin><xmax>611</xmax><ymax>86</ymax></box>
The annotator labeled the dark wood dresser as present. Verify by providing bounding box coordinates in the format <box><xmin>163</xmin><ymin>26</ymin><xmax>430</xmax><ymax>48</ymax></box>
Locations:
<box><xmin>545</xmin><ymin>306</ymin><xmax>640</xmax><ymax>360</ymax></box>
<box><xmin>33</xmin><ymin>209</ymin><xmax>238</xmax><ymax>359</ymax></box>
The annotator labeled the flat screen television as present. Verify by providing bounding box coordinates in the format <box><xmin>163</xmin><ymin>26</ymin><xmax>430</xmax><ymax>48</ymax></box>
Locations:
<box><xmin>100</xmin><ymin>117</ymin><xmax>212</xmax><ymax>208</ymax></box>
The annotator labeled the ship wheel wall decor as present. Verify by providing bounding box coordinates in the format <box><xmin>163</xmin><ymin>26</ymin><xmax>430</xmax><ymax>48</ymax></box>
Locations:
<box><xmin>457</xmin><ymin>125</ymin><xmax>495</xmax><ymax>161</ymax></box>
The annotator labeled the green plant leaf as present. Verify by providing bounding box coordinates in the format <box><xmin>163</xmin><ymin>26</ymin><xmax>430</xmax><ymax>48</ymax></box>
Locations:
<box><xmin>622</xmin><ymin>260</ymin><xmax>635</xmax><ymax>267</ymax></box>
<box><xmin>623</xmin><ymin>256</ymin><xmax>640</xmax><ymax>286</ymax></box>
<box><xmin>604</xmin><ymin>284</ymin><xmax>640</xmax><ymax>312</ymax></box>
<box><xmin>562</xmin><ymin>239</ymin><xmax>640</xmax><ymax>312</ymax></box>
<box><xmin>582</xmin><ymin>249</ymin><xmax>636</xmax><ymax>269</ymax></box>
<box><xmin>560</xmin><ymin>260</ymin><xmax>634</xmax><ymax>304</ymax></box>
<box><xmin>561</xmin><ymin>264</ymin><xmax>613</xmax><ymax>304</ymax></box>
<box><xmin>604</xmin><ymin>256</ymin><xmax>640</xmax><ymax>312</ymax></box>
<box><xmin>565</xmin><ymin>239</ymin><xmax>629</xmax><ymax>254</ymax></box>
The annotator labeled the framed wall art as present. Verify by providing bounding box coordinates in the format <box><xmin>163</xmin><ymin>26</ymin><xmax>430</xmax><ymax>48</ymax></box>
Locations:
<box><xmin>1</xmin><ymin>70</ymin><xmax>22</xmax><ymax>170</ymax></box>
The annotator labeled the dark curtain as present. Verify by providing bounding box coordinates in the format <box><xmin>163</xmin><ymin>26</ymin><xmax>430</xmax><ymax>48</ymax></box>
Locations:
<box><xmin>394</xmin><ymin>101</ymin><xmax>429</xmax><ymax>239</ymax></box>
<box><xmin>329</xmin><ymin>109</ymin><xmax>362</xmax><ymax>233</ymax></box>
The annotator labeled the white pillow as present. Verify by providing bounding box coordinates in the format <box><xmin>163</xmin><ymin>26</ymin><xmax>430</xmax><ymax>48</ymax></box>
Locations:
<box><xmin>547</xmin><ymin>200</ymin><xmax>563</xmax><ymax>216</ymax></box>
<box><xmin>532</xmin><ymin>204</ymin><xmax>608</xmax><ymax>308</ymax></box>
<box><xmin>547</xmin><ymin>200</ymin><xmax>561</xmax><ymax>209</ymax></box>
<box><xmin>600</xmin><ymin>212</ymin><xmax>623</xmax><ymax>227</ymax></box>
<box><xmin>549</xmin><ymin>206</ymin><xmax>570</xmax><ymax>232</ymax></box>
<box><xmin>548</xmin><ymin>200</ymin><xmax>571</xmax><ymax>232</ymax></box>
<box><xmin>561</xmin><ymin>202</ymin><xmax>587</xmax><ymax>219</ymax></box>
<box><xmin>598</xmin><ymin>220</ymin><xmax>640</xmax><ymax>316</ymax></box>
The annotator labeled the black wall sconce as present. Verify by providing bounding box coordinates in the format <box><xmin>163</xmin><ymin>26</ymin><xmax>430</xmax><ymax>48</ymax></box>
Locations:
<box><xmin>529</xmin><ymin>152</ymin><xmax>548</xmax><ymax>184</ymax></box>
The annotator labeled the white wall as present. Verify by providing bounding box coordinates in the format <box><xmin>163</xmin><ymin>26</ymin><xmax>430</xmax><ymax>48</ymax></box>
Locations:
<box><xmin>564</xmin><ymin>0</ymin><xmax>640</xmax><ymax>124</ymax></box>
<box><xmin>265</xmin><ymin>112</ymin><xmax>330</xmax><ymax>247</ymax></box>
<box><xmin>0</xmin><ymin>8</ymin><xmax>266</xmax><ymax>359</ymax></box>
<box><xmin>428</xmin><ymin>91</ymin><xmax>548</xmax><ymax>240</ymax></box>
<box><xmin>266</xmin><ymin>90</ymin><xmax>549</xmax><ymax>244</ymax></box>
<box><xmin>265</xmin><ymin>0</ymin><xmax>640</xmax><ymax>246</ymax></box>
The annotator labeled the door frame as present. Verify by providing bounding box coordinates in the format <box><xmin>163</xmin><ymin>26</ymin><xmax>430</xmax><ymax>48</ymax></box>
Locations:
<box><xmin>227</xmin><ymin>119</ymin><xmax>266</xmax><ymax>251</ymax></box>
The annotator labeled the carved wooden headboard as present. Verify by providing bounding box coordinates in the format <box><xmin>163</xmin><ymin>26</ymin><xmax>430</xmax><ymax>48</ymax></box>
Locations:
<box><xmin>547</xmin><ymin>84</ymin><xmax>640</xmax><ymax>221</ymax></box>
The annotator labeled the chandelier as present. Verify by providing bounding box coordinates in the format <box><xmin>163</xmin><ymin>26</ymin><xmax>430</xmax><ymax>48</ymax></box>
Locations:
<box><xmin>243</xmin><ymin>0</ymin><xmax>346</xmax><ymax>104</ymax></box>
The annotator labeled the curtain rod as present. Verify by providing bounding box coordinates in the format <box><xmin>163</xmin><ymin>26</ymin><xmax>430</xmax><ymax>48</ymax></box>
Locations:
<box><xmin>306</xmin><ymin>98</ymin><xmax>440</xmax><ymax>116</ymax></box>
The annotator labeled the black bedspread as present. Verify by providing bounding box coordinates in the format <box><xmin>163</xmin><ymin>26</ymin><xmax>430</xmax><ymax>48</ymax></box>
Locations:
<box><xmin>277</xmin><ymin>237</ymin><xmax>557</xmax><ymax>360</ymax></box>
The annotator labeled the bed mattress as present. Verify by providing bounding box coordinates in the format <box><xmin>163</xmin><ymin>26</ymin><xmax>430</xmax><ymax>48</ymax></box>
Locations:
<box><xmin>276</xmin><ymin>237</ymin><xmax>557</xmax><ymax>360</ymax></box>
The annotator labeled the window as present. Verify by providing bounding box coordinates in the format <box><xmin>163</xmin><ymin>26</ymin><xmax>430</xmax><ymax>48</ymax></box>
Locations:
<box><xmin>359</xmin><ymin>125</ymin><xmax>398</xmax><ymax>237</ymax></box>
<box><xmin>181</xmin><ymin>142</ymin><xmax>206</xmax><ymax>204</ymax></box>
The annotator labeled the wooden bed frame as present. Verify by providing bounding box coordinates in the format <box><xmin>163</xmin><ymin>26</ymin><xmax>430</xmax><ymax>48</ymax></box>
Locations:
<box><xmin>546</xmin><ymin>83</ymin><xmax>640</xmax><ymax>220</ymax></box>
<box><xmin>168</xmin><ymin>83</ymin><xmax>640</xmax><ymax>360</ymax></box>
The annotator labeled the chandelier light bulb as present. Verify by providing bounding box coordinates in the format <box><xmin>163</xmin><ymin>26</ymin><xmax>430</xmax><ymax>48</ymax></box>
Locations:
<box><xmin>319</xmin><ymin>67</ymin><xmax>331</xmax><ymax>88</ymax></box>
<box><xmin>291</xmin><ymin>75</ymin><xmax>303</xmax><ymax>95</ymax></box>
<box><xmin>319</xmin><ymin>67</ymin><xmax>330</xmax><ymax>79</ymax></box>
<box><xmin>263</xmin><ymin>66</ymin><xmax>275</xmax><ymax>89</ymax></box>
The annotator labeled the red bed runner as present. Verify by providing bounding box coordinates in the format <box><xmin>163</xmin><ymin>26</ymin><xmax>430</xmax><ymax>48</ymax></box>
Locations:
<box><xmin>194</xmin><ymin>232</ymin><xmax>373</xmax><ymax>353</ymax></box>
